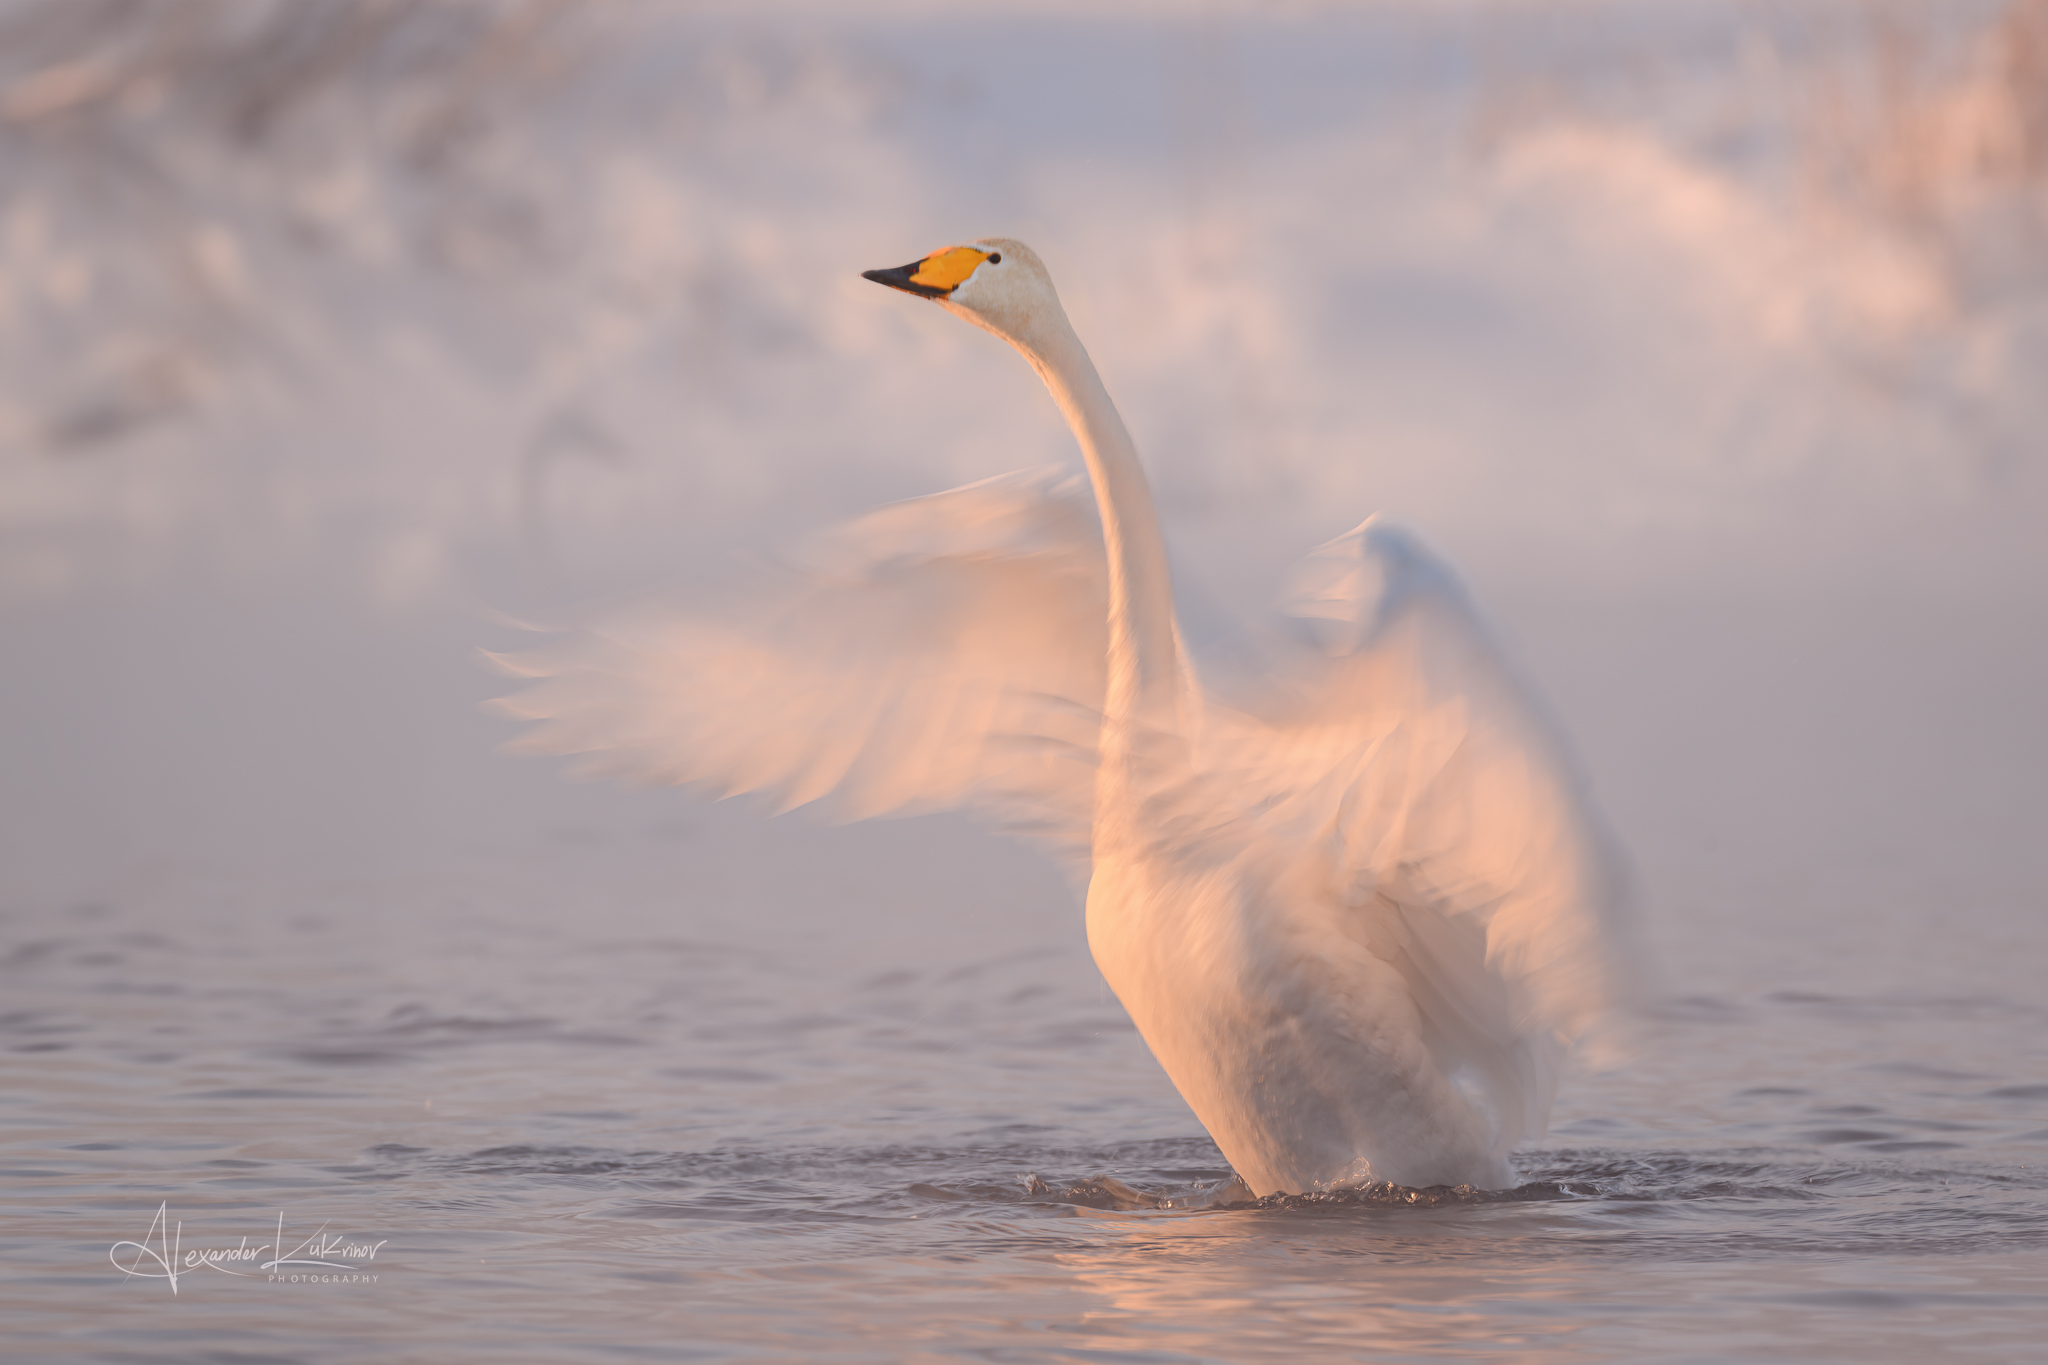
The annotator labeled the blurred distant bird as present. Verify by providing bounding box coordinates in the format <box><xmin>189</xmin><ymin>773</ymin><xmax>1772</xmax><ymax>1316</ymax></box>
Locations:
<box><xmin>492</xmin><ymin>239</ymin><xmax>1626</xmax><ymax>1196</ymax></box>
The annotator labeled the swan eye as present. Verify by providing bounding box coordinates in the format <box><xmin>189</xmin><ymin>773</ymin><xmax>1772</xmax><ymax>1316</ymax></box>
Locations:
<box><xmin>987</xmin><ymin>253</ymin><xmax>1001</xmax><ymax>265</ymax></box>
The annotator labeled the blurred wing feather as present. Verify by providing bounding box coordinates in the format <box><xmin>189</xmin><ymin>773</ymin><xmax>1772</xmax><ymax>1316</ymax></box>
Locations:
<box><xmin>490</xmin><ymin>469</ymin><xmax>1108</xmax><ymax>861</ymax></box>
<box><xmin>1198</xmin><ymin>518</ymin><xmax>1627</xmax><ymax>1141</ymax></box>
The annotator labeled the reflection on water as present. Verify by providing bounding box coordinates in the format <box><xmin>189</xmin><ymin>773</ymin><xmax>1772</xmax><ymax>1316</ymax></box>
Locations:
<box><xmin>3</xmin><ymin>820</ymin><xmax>2044</xmax><ymax>1361</ymax></box>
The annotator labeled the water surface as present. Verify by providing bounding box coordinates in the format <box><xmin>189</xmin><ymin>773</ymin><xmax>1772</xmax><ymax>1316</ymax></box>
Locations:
<box><xmin>5</xmin><ymin>809</ymin><xmax>2044</xmax><ymax>1362</ymax></box>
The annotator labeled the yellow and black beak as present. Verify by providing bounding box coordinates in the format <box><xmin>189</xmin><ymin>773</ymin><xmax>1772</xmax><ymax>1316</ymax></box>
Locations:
<box><xmin>862</xmin><ymin>245</ymin><xmax>991</xmax><ymax>299</ymax></box>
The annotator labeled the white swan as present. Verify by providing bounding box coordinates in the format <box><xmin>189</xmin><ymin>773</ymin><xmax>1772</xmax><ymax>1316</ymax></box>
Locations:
<box><xmin>493</xmin><ymin>239</ymin><xmax>1625</xmax><ymax>1195</ymax></box>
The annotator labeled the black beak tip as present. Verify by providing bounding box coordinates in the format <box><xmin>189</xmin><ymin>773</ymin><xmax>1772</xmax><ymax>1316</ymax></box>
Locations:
<box><xmin>862</xmin><ymin>262</ymin><xmax>948</xmax><ymax>299</ymax></box>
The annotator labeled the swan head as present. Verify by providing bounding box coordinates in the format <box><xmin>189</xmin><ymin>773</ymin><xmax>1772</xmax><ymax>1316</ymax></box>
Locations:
<box><xmin>862</xmin><ymin>238</ymin><xmax>1062</xmax><ymax>345</ymax></box>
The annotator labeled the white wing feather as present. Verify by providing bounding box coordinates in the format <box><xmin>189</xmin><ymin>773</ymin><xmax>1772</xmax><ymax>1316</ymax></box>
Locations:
<box><xmin>489</xmin><ymin>469</ymin><xmax>1108</xmax><ymax>860</ymax></box>
<box><xmin>1189</xmin><ymin>518</ymin><xmax>1626</xmax><ymax>1151</ymax></box>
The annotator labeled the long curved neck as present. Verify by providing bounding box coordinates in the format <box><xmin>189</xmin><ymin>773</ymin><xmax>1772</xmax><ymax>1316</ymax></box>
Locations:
<box><xmin>1010</xmin><ymin>310</ymin><xmax>1182</xmax><ymax>802</ymax></box>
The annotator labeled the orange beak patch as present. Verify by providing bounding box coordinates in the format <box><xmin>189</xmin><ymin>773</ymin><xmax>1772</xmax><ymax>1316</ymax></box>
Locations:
<box><xmin>863</xmin><ymin>246</ymin><xmax>990</xmax><ymax>298</ymax></box>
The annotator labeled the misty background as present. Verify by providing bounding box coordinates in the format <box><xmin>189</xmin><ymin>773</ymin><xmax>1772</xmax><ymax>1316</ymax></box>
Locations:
<box><xmin>3</xmin><ymin>0</ymin><xmax>2043</xmax><ymax>1015</ymax></box>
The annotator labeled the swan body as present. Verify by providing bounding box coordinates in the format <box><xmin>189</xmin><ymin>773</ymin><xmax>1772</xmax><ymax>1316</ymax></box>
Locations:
<box><xmin>495</xmin><ymin>239</ymin><xmax>1624</xmax><ymax>1195</ymax></box>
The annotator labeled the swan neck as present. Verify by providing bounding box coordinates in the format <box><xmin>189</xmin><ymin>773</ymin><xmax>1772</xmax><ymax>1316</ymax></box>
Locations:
<box><xmin>1015</xmin><ymin>313</ymin><xmax>1181</xmax><ymax>735</ymax></box>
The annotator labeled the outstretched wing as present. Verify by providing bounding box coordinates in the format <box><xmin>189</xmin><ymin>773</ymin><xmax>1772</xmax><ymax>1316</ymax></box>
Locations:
<box><xmin>1198</xmin><ymin>518</ymin><xmax>1629</xmax><ymax>1148</ymax></box>
<box><xmin>488</xmin><ymin>468</ymin><xmax>1109</xmax><ymax>862</ymax></box>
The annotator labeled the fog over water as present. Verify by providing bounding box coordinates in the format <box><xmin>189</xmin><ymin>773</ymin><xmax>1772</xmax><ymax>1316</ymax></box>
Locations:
<box><xmin>3</xmin><ymin>2</ymin><xmax>2045</xmax><ymax>1359</ymax></box>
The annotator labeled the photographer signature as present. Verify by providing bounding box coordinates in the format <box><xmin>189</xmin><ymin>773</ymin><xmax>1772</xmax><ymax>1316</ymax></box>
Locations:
<box><xmin>110</xmin><ymin>1202</ymin><xmax>388</xmax><ymax>1294</ymax></box>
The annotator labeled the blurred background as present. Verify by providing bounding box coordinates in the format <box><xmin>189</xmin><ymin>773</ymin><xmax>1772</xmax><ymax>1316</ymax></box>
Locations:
<box><xmin>2</xmin><ymin>0</ymin><xmax>2043</xmax><ymax>999</ymax></box>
